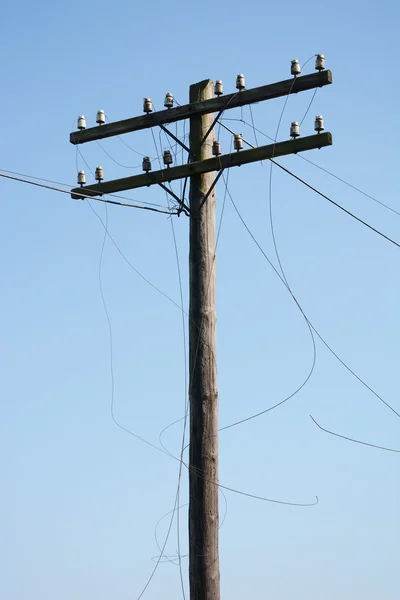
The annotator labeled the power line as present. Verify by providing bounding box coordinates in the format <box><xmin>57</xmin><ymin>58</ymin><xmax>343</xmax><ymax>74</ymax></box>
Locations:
<box><xmin>216</xmin><ymin>122</ymin><xmax>400</xmax><ymax>248</ymax></box>
<box><xmin>272</xmin><ymin>160</ymin><xmax>400</xmax><ymax>249</ymax></box>
<box><xmin>219</xmin><ymin>173</ymin><xmax>317</xmax><ymax>432</ymax></box>
<box><xmin>152</xmin><ymin>124</ymin><xmax>188</xmax><ymax>600</ymax></box>
<box><xmin>216</xmin><ymin>72</ymin><xmax>320</xmax><ymax>432</ymax></box>
<box><xmin>95</xmin><ymin>140</ymin><xmax>141</xmax><ymax>169</ymax></box>
<box><xmin>0</xmin><ymin>170</ymin><xmax>175</xmax><ymax>215</ymax></box>
<box><xmin>226</xmin><ymin>185</ymin><xmax>400</xmax><ymax>421</ymax></box>
<box><xmin>299</xmin><ymin>88</ymin><xmax>318</xmax><ymax>126</ymax></box>
<box><xmin>297</xmin><ymin>154</ymin><xmax>400</xmax><ymax>218</ymax></box>
<box><xmin>310</xmin><ymin>415</ymin><xmax>400</xmax><ymax>453</ymax></box>
<box><xmin>158</xmin><ymin>161</ymin><xmax>232</xmax><ymax>447</ymax></box>
<box><xmin>221</xmin><ymin>117</ymin><xmax>400</xmax><ymax>218</ymax></box>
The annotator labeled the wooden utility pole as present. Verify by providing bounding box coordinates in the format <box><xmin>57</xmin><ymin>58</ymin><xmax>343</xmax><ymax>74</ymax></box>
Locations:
<box><xmin>69</xmin><ymin>66</ymin><xmax>333</xmax><ymax>600</ymax></box>
<box><xmin>188</xmin><ymin>79</ymin><xmax>219</xmax><ymax>600</ymax></box>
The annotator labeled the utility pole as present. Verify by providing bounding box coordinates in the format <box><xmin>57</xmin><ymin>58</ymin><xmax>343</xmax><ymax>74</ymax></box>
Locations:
<box><xmin>188</xmin><ymin>79</ymin><xmax>219</xmax><ymax>600</ymax></box>
<box><xmin>70</xmin><ymin>64</ymin><xmax>332</xmax><ymax>600</ymax></box>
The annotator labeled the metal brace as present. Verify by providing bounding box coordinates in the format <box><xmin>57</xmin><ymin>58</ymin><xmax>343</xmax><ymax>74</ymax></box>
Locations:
<box><xmin>198</xmin><ymin>169</ymin><xmax>225</xmax><ymax>212</ymax></box>
<box><xmin>159</xmin><ymin>124</ymin><xmax>191</xmax><ymax>155</ymax></box>
<box><xmin>157</xmin><ymin>182</ymin><xmax>190</xmax><ymax>216</ymax></box>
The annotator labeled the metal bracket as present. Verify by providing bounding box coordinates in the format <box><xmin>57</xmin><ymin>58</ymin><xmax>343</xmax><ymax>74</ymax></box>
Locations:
<box><xmin>198</xmin><ymin>168</ymin><xmax>225</xmax><ymax>212</ymax></box>
<box><xmin>159</xmin><ymin>124</ymin><xmax>191</xmax><ymax>155</ymax></box>
<box><xmin>157</xmin><ymin>182</ymin><xmax>190</xmax><ymax>215</ymax></box>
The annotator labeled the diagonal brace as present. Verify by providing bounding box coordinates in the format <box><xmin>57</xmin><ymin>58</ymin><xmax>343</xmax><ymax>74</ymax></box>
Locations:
<box><xmin>157</xmin><ymin>182</ymin><xmax>190</xmax><ymax>215</ymax></box>
<box><xmin>198</xmin><ymin>169</ymin><xmax>225</xmax><ymax>212</ymax></box>
<box><xmin>159</xmin><ymin>124</ymin><xmax>191</xmax><ymax>155</ymax></box>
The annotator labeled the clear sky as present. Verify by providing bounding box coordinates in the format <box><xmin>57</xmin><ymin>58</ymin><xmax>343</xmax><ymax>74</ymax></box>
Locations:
<box><xmin>1</xmin><ymin>1</ymin><xmax>399</xmax><ymax>599</ymax></box>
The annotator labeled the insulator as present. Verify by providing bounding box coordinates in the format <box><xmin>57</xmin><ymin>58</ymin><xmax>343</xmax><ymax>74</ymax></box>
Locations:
<box><xmin>143</xmin><ymin>98</ymin><xmax>153</xmax><ymax>113</ymax></box>
<box><xmin>233</xmin><ymin>134</ymin><xmax>243</xmax><ymax>151</ymax></box>
<box><xmin>315</xmin><ymin>54</ymin><xmax>325</xmax><ymax>71</ymax></box>
<box><xmin>95</xmin><ymin>166</ymin><xmax>104</xmax><ymax>181</ymax></box>
<box><xmin>291</xmin><ymin>59</ymin><xmax>301</xmax><ymax>76</ymax></box>
<box><xmin>77</xmin><ymin>115</ymin><xmax>86</xmax><ymax>130</ymax></box>
<box><xmin>164</xmin><ymin>93</ymin><xmax>174</xmax><ymax>108</ymax></box>
<box><xmin>77</xmin><ymin>170</ymin><xmax>86</xmax><ymax>186</ymax></box>
<box><xmin>142</xmin><ymin>156</ymin><xmax>152</xmax><ymax>172</ymax></box>
<box><xmin>236</xmin><ymin>74</ymin><xmax>245</xmax><ymax>91</ymax></box>
<box><xmin>212</xmin><ymin>140</ymin><xmax>221</xmax><ymax>156</ymax></box>
<box><xmin>214</xmin><ymin>80</ymin><xmax>223</xmax><ymax>96</ymax></box>
<box><xmin>163</xmin><ymin>150</ymin><xmax>173</xmax><ymax>166</ymax></box>
<box><xmin>96</xmin><ymin>109</ymin><xmax>105</xmax><ymax>125</ymax></box>
<box><xmin>290</xmin><ymin>121</ymin><xmax>300</xmax><ymax>138</ymax></box>
<box><xmin>314</xmin><ymin>115</ymin><xmax>324</xmax><ymax>133</ymax></box>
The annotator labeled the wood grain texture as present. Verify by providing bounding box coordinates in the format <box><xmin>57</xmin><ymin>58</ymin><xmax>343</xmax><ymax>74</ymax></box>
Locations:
<box><xmin>71</xmin><ymin>133</ymin><xmax>332</xmax><ymax>198</ymax></box>
<box><xmin>70</xmin><ymin>71</ymin><xmax>332</xmax><ymax>145</ymax></box>
<box><xmin>188</xmin><ymin>79</ymin><xmax>220</xmax><ymax>600</ymax></box>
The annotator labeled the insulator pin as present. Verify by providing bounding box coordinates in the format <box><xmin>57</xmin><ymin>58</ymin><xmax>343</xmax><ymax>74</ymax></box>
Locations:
<box><xmin>95</xmin><ymin>166</ymin><xmax>104</xmax><ymax>181</ymax></box>
<box><xmin>291</xmin><ymin>59</ymin><xmax>301</xmax><ymax>76</ymax></box>
<box><xmin>164</xmin><ymin>93</ymin><xmax>173</xmax><ymax>108</ymax></box>
<box><xmin>96</xmin><ymin>110</ymin><xmax>105</xmax><ymax>125</ymax></box>
<box><xmin>314</xmin><ymin>115</ymin><xmax>324</xmax><ymax>133</ymax></box>
<box><xmin>212</xmin><ymin>140</ymin><xmax>221</xmax><ymax>156</ymax></box>
<box><xmin>233</xmin><ymin>134</ymin><xmax>243</xmax><ymax>151</ymax></box>
<box><xmin>142</xmin><ymin>157</ymin><xmax>152</xmax><ymax>172</ymax></box>
<box><xmin>290</xmin><ymin>121</ymin><xmax>300</xmax><ymax>138</ymax></box>
<box><xmin>236</xmin><ymin>74</ymin><xmax>245</xmax><ymax>91</ymax></box>
<box><xmin>315</xmin><ymin>54</ymin><xmax>325</xmax><ymax>71</ymax></box>
<box><xmin>143</xmin><ymin>98</ymin><xmax>153</xmax><ymax>113</ymax></box>
<box><xmin>163</xmin><ymin>150</ymin><xmax>173</xmax><ymax>166</ymax></box>
<box><xmin>214</xmin><ymin>80</ymin><xmax>223</xmax><ymax>96</ymax></box>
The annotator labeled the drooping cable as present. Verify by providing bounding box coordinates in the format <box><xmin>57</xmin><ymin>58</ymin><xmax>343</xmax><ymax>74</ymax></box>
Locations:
<box><xmin>271</xmin><ymin>160</ymin><xmax>400</xmax><ymax>249</ymax></box>
<box><xmin>299</xmin><ymin>89</ymin><xmax>318</xmax><ymax>126</ymax></box>
<box><xmin>220</xmin><ymin>118</ymin><xmax>400</xmax><ymax>219</ymax></box>
<box><xmin>310</xmin><ymin>415</ymin><xmax>400</xmax><ymax>453</ymax></box>
<box><xmin>218</xmin><ymin>88</ymin><xmax>400</xmax><ymax>423</ymax></box>
<box><xmin>0</xmin><ymin>170</ymin><xmax>173</xmax><ymax>214</ymax></box>
<box><xmin>297</xmin><ymin>154</ymin><xmax>400</xmax><ymax>218</ymax></box>
<box><xmin>226</xmin><ymin>187</ymin><xmax>400</xmax><ymax>421</ymax></box>
<box><xmin>95</xmin><ymin>140</ymin><xmax>141</xmax><ymax>169</ymax></box>
<box><xmin>152</xmin><ymin>125</ymin><xmax>188</xmax><ymax>599</ymax></box>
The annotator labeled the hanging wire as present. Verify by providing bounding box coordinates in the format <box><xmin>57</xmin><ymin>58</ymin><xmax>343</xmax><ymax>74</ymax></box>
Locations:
<box><xmin>297</xmin><ymin>155</ymin><xmax>400</xmax><ymax>218</ymax></box>
<box><xmin>158</xmin><ymin>149</ymin><xmax>233</xmax><ymax>451</ymax></box>
<box><xmin>95</xmin><ymin>140</ymin><xmax>142</xmax><ymax>169</ymax></box>
<box><xmin>271</xmin><ymin>160</ymin><xmax>400</xmax><ymax>249</ymax></box>
<box><xmin>219</xmin><ymin>118</ymin><xmax>400</xmax><ymax>219</ymax></box>
<box><xmin>299</xmin><ymin>88</ymin><xmax>318</xmax><ymax>126</ymax></box>
<box><xmin>152</xmin><ymin>125</ymin><xmax>188</xmax><ymax>599</ymax></box>
<box><xmin>225</xmin><ymin>182</ymin><xmax>400</xmax><ymax>422</ymax></box>
<box><xmin>310</xmin><ymin>415</ymin><xmax>400</xmax><ymax>453</ymax></box>
<box><xmin>216</xmin><ymin>62</ymin><xmax>400</xmax><ymax>425</ymax></box>
<box><xmin>0</xmin><ymin>171</ymin><xmax>175</xmax><ymax>215</ymax></box>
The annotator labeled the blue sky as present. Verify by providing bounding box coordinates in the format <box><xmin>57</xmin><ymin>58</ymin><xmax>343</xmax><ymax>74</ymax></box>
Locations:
<box><xmin>1</xmin><ymin>1</ymin><xmax>399</xmax><ymax>599</ymax></box>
